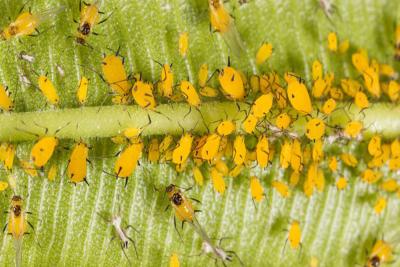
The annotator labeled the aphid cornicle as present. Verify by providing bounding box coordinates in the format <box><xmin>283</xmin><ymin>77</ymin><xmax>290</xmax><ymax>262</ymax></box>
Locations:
<box><xmin>67</xmin><ymin>141</ymin><xmax>89</xmax><ymax>185</ymax></box>
<box><xmin>1</xmin><ymin>6</ymin><xmax>65</xmax><ymax>40</ymax></box>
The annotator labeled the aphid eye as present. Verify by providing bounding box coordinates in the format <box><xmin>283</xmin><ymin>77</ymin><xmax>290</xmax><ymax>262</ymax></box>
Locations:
<box><xmin>166</xmin><ymin>184</ymin><xmax>175</xmax><ymax>192</ymax></box>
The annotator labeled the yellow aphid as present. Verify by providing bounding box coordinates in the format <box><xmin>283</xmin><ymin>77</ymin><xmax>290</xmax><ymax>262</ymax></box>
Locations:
<box><xmin>20</xmin><ymin>160</ymin><xmax>38</xmax><ymax>177</ymax></box>
<box><xmin>38</xmin><ymin>75</ymin><xmax>60</xmax><ymax>105</ymax></box>
<box><xmin>287</xmin><ymin>220</ymin><xmax>301</xmax><ymax>249</ymax></box>
<box><xmin>123</xmin><ymin>128</ymin><xmax>142</xmax><ymax>139</ymax></box>
<box><xmin>291</xmin><ymin>139</ymin><xmax>303</xmax><ymax>173</ymax></box>
<box><xmin>310</xmin><ymin>256</ymin><xmax>319</xmax><ymax>267</ymax></box>
<box><xmin>312</xmin><ymin>60</ymin><xmax>323</xmax><ymax>81</ymax></box>
<box><xmin>192</xmin><ymin>166</ymin><xmax>204</xmax><ymax>186</ymax></box>
<box><xmin>366</xmin><ymin>239</ymin><xmax>393</xmax><ymax>267</ymax></box>
<box><xmin>47</xmin><ymin>164</ymin><xmax>57</xmax><ymax>181</ymax></box>
<box><xmin>147</xmin><ymin>138</ymin><xmax>159</xmax><ymax>163</ymax></box>
<box><xmin>327</xmin><ymin>32</ymin><xmax>338</xmax><ymax>52</ymax></box>
<box><xmin>250</xmin><ymin>176</ymin><xmax>264</xmax><ymax>202</ymax></box>
<box><xmin>218</xmin><ymin>65</ymin><xmax>245</xmax><ymax>100</ymax></box>
<box><xmin>172</xmin><ymin>133</ymin><xmax>193</xmax><ymax>165</ymax></box>
<box><xmin>275</xmin><ymin>113</ymin><xmax>291</xmax><ymax>130</ymax></box>
<box><xmin>329</xmin><ymin>87</ymin><xmax>344</xmax><ymax>100</ymax></box>
<box><xmin>132</xmin><ymin>80</ymin><xmax>156</xmax><ymax>109</ymax></box>
<box><xmin>312</xmin><ymin>78</ymin><xmax>328</xmax><ymax>98</ymax></box>
<box><xmin>352</xmin><ymin>51</ymin><xmax>369</xmax><ymax>73</ymax></box>
<box><xmin>114</xmin><ymin>141</ymin><xmax>143</xmax><ymax>180</ymax></box>
<box><xmin>312</xmin><ymin>139</ymin><xmax>324</xmax><ymax>162</ymax></box>
<box><xmin>336</xmin><ymin>177</ymin><xmax>347</xmax><ymax>190</ymax></box>
<box><xmin>102</xmin><ymin>54</ymin><xmax>130</xmax><ymax>95</ymax></box>
<box><xmin>314</xmin><ymin>165</ymin><xmax>325</xmax><ymax>192</ymax></box>
<box><xmin>287</xmin><ymin>79</ymin><xmax>313</xmax><ymax>114</ymax></box>
<box><xmin>380</xmin><ymin>64</ymin><xmax>397</xmax><ymax>78</ymax></box>
<box><xmin>217</xmin><ymin>120</ymin><xmax>236</xmax><ymax>136</ymax></box>
<box><xmin>338</xmin><ymin>39</ymin><xmax>349</xmax><ymax>53</ymax></box>
<box><xmin>303</xmin><ymin>175</ymin><xmax>314</xmax><ymax>198</ymax></box>
<box><xmin>361</xmin><ymin>169</ymin><xmax>382</xmax><ymax>184</ymax></box>
<box><xmin>229</xmin><ymin>164</ymin><xmax>243</xmax><ymax>177</ymax></box>
<box><xmin>210</xmin><ymin>168</ymin><xmax>226</xmax><ymax>195</ymax></box>
<box><xmin>178</xmin><ymin>32</ymin><xmax>189</xmax><ymax>57</ymax></box>
<box><xmin>7</xmin><ymin>195</ymin><xmax>28</xmax><ymax>240</ymax></box>
<box><xmin>341</xmin><ymin>79</ymin><xmax>361</xmax><ymax>97</ymax></box>
<box><xmin>391</xmin><ymin>139</ymin><xmax>400</xmax><ymax>157</ymax></box>
<box><xmin>170</xmin><ymin>253</ymin><xmax>180</xmax><ymax>267</ymax></box>
<box><xmin>328</xmin><ymin>156</ymin><xmax>337</xmax><ymax>172</ymax></box>
<box><xmin>7</xmin><ymin>174</ymin><xmax>16</xmax><ymax>191</ymax></box>
<box><xmin>67</xmin><ymin>142</ymin><xmax>89</xmax><ymax>184</ymax></box>
<box><xmin>233</xmin><ymin>135</ymin><xmax>246</xmax><ymax>166</ymax></box>
<box><xmin>275</xmin><ymin>86</ymin><xmax>288</xmax><ymax>109</ymax></box>
<box><xmin>159</xmin><ymin>135</ymin><xmax>174</xmax><ymax>154</ymax></box>
<box><xmin>380</xmin><ymin>179</ymin><xmax>398</xmax><ymax>192</ymax></box>
<box><xmin>75</xmin><ymin>1</ymin><xmax>101</xmax><ymax>44</ymax></box>
<box><xmin>354</xmin><ymin>91</ymin><xmax>369</xmax><ymax>110</ymax></box>
<box><xmin>363</xmin><ymin>66</ymin><xmax>381</xmax><ymax>98</ymax></box>
<box><xmin>192</xmin><ymin>135</ymin><xmax>207</xmax><ymax>161</ymax></box>
<box><xmin>242</xmin><ymin>114</ymin><xmax>258</xmax><ymax>134</ymax></box>
<box><xmin>290</xmin><ymin>171</ymin><xmax>300</xmax><ymax>187</ymax></box>
<box><xmin>180</xmin><ymin>80</ymin><xmax>201</xmax><ymax>107</ymax></box>
<box><xmin>368</xmin><ymin>144</ymin><xmax>390</xmax><ymax>168</ymax></box>
<box><xmin>374</xmin><ymin>197</ymin><xmax>386</xmax><ymax>215</ymax></box>
<box><xmin>344</xmin><ymin>121</ymin><xmax>363</xmax><ymax>138</ymax></box>
<box><xmin>340</xmin><ymin>153</ymin><xmax>358</xmax><ymax>167</ymax></box>
<box><xmin>1</xmin><ymin>7</ymin><xmax>64</xmax><ymax>40</ymax></box>
<box><xmin>271</xmin><ymin>180</ymin><xmax>290</xmax><ymax>198</ymax></box>
<box><xmin>0</xmin><ymin>85</ymin><xmax>14</xmax><ymax>111</ymax></box>
<box><xmin>387</xmin><ymin>80</ymin><xmax>399</xmax><ymax>102</ymax></box>
<box><xmin>280</xmin><ymin>139</ymin><xmax>292</xmax><ymax>169</ymax></box>
<box><xmin>76</xmin><ymin>76</ymin><xmax>89</xmax><ymax>105</ymax></box>
<box><xmin>256</xmin><ymin>135</ymin><xmax>269</xmax><ymax>168</ymax></box>
<box><xmin>199</xmin><ymin>86</ymin><xmax>218</xmax><ymax>97</ymax></box>
<box><xmin>0</xmin><ymin>181</ymin><xmax>8</xmax><ymax>191</ymax></box>
<box><xmin>111</xmin><ymin>94</ymin><xmax>130</xmax><ymax>105</ymax></box>
<box><xmin>215</xmin><ymin>160</ymin><xmax>229</xmax><ymax>175</ymax></box>
<box><xmin>31</xmin><ymin>137</ymin><xmax>58</xmax><ymax>168</ymax></box>
<box><xmin>322</xmin><ymin>98</ymin><xmax>336</xmax><ymax>115</ymax></box>
<box><xmin>1</xmin><ymin>144</ymin><xmax>15</xmax><ymax>170</ymax></box>
<box><xmin>305</xmin><ymin>118</ymin><xmax>325</xmax><ymax>141</ymax></box>
<box><xmin>157</xmin><ymin>63</ymin><xmax>174</xmax><ymax>98</ymax></box>
<box><xmin>250</xmin><ymin>93</ymin><xmax>273</xmax><ymax>119</ymax></box>
<box><xmin>256</xmin><ymin>43</ymin><xmax>273</xmax><ymax>65</ymax></box>
<box><xmin>389</xmin><ymin>157</ymin><xmax>400</xmax><ymax>171</ymax></box>
<box><xmin>201</xmin><ymin>133</ymin><xmax>221</xmax><ymax>161</ymax></box>
<box><xmin>368</xmin><ymin>135</ymin><xmax>382</xmax><ymax>157</ymax></box>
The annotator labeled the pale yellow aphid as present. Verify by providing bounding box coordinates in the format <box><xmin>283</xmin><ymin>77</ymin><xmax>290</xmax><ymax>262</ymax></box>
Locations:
<box><xmin>290</xmin><ymin>171</ymin><xmax>300</xmax><ymax>187</ymax></box>
<box><xmin>363</xmin><ymin>66</ymin><xmax>381</xmax><ymax>98</ymax></box>
<box><xmin>374</xmin><ymin>197</ymin><xmax>386</xmax><ymax>215</ymax></box>
<box><xmin>0</xmin><ymin>85</ymin><xmax>14</xmax><ymax>111</ymax></box>
<box><xmin>192</xmin><ymin>166</ymin><xmax>204</xmax><ymax>186</ymax></box>
<box><xmin>290</xmin><ymin>139</ymin><xmax>303</xmax><ymax>173</ymax></box>
<box><xmin>38</xmin><ymin>75</ymin><xmax>60</xmax><ymax>105</ymax></box>
<box><xmin>287</xmin><ymin>220</ymin><xmax>301</xmax><ymax>249</ymax></box>
<box><xmin>250</xmin><ymin>176</ymin><xmax>264</xmax><ymax>202</ymax></box>
<box><xmin>327</xmin><ymin>32</ymin><xmax>338</xmax><ymax>52</ymax></box>
<box><xmin>391</xmin><ymin>139</ymin><xmax>400</xmax><ymax>157</ymax></box>
<box><xmin>159</xmin><ymin>63</ymin><xmax>174</xmax><ymax>98</ymax></box>
<box><xmin>271</xmin><ymin>180</ymin><xmax>290</xmax><ymax>198</ymax></box>
<box><xmin>328</xmin><ymin>156</ymin><xmax>337</xmax><ymax>172</ymax></box>
<box><xmin>313</xmin><ymin>164</ymin><xmax>325</xmax><ymax>192</ymax></box>
<box><xmin>76</xmin><ymin>76</ymin><xmax>89</xmax><ymax>105</ymax></box>
<box><xmin>256</xmin><ymin>43</ymin><xmax>273</xmax><ymax>65</ymax></box>
<box><xmin>352</xmin><ymin>50</ymin><xmax>369</xmax><ymax>73</ymax></box>
<box><xmin>344</xmin><ymin>121</ymin><xmax>363</xmax><ymax>138</ymax></box>
<box><xmin>199</xmin><ymin>86</ymin><xmax>218</xmax><ymax>97</ymax></box>
<box><xmin>47</xmin><ymin>164</ymin><xmax>57</xmax><ymax>181</ymax></box>
<box><xmin>336</xmin><ymin>177</ymin><xmax>347</xmax><ymax>190</ymax></box>
<box><xmin>178</xmin><ymin>32</ymin><xmax>189</xmax><ymax>57</ymax></box>
<box><xmin>256</xmin><ymin>135</ymin><xmax>269</xmax><ymax>168</ymax></box>
<box><xmin>198</xmin><ymin>64</ymin><xmax>208</xmax><ymax>88</ymax></box>
<box><xmin>233</xmin><ymin>135</ymin><xmax>246</xmax><ymax>166</ymax></box>
<box><xmin>147</xmin><ymin>138</ymin><xmax>159</xmax><ymax>163</ymax></box>
<box><xmin>312</xmin><ymin>78</ymin><xmax>328</xmax><ymax>98</ymax></box>
<box><xmin>341</xmin><ymin>79</ymin><xmax>361</xmax><ymax>97</ymax></box>
<box><xmin>280</xmin><ymin>139</ymin><xmax>292</xmax><ymax>169</ymax></box>
<box><xmin>215</xmin><ymin>159</ymin><xmax>229</xmax><ymax>175</ymax></box>
<box><xmin>20</xmin><ymin>160</ymin><xmax>38</xmax><ymax>177</ymax></box>
<box><xmin>310</xmin><ymin>256</ymin><xmax>319</xmax><ymax>267</ymax></box>
<box><xmin>341</xmin><ymin>153</ymin><xmax>358</xmax><ymax>167</ymax></box>
<box><xmin>210</xmin><ymin>167</ymin><xmax>226</xmax><ymax>195</ymax></box>
<box><xmin>312</xmin><ymin>60</ymin><xmax>323</xmax><ymax>81</ymax></box>
<box><xmin>170</xmin><ymin>252</ymin><xmax>180</xmax><ymax>267</ymax></box>
<box><xmin>321</xmin><ymin>98</ymin><xmax>336</xmax><ymax>115</ymax></box>
<box><xmin>380</xmin><ymin>64</ymin><xmax>398</xmax><ymax>78</ymax></box>
<box><xmin>368</xmin><ymin>135</ymin><xmax>382</xmax><ymax>157</ymax></box>
<box><xmin>380</xmin><ymin>178</ymin><xmax>398</xmax><ymax>192</ymax></box>
<box><xmin>354</xmin><ymin>91</ymin><xmax>369</xmax><ymax>110</ymax></box>
<box><xmin>387</xmin><ymin>80</ymin><xmax>399</xmax><ymax>102</ymax></box>
<box><xmin>361</xmin><ymin>169</ymin><xmax>382</xmax><ymax>184</ymax></box>
<box><xmin>312</xmin><ymin>139</ymin><xmax>324</xmax><ymax>163</ymax></box>
<box><xmin>338</xmin><ymin>39</ymin><xmax>349</xmax><ymax>53</ymax></box>
<box><xmin>0</xmin><ymin>181</ymin><xmax>8</xmax><ymax>191</ymax></box>
<box><xmin>242</xmin><ymin>114</ymin><xmax>258</xmax><ymax>134</ymax></box>
<box><xmin>368</xmin><ymin>143</ymin><xmax>390</xmax><ymax>168</ymax></box>
<box><xmin>250</xmin><ymin>93</ymin><xmax>273</xmax><ymax>119</ymax></box>
<box><xmin>229</xmin><ymin>164</ymin><xmax>243</xmax><ymax>177</ymax></box>
<box><xmin>305</xmin><ymin>118</ymin><xmax>325</xmax><ymax>141</ymax></box>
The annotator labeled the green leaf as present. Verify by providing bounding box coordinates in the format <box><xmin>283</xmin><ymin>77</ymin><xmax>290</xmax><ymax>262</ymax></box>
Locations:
<box><xmin>0</xmin><ymin>0</ymin><xmax>399</xmax><ymax>267</ymax></box>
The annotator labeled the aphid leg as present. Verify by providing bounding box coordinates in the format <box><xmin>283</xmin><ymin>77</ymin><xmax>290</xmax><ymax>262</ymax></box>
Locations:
<box><xmin>190</xmin><ymin>197</ymin><xmax>201</xmax><ymax>203</ymax></box>
<box><xmin>127</xmin><ymin>236</ymin><xmax>139</xmax><ymax>259</ymax></box>
<box><xmin>126</xmin><ymin>225</ymin><xmax>140</xmax><ymax>235</ymax></box>
<box><xmin>173</xmin><ymin>217</ymin><xmax>183</xmax><ymax>241</ymax></box>
<box><xmin>27</xmin><ymin>221</ymin><xmax>35</xmax><ymax>231</ymax></box>
<box><xmin>98</xmin><ymin>12</ymin><xmax>113</xmax><ymax>25</ymax></box>
<box><xmin>226</xmin><ymin>250</ymin><xmax>244</xmax><ymax>266</ymax></box>
<box><xmin>84</xmin><ymin>178</ymin><xmax>90</xmax><ymax>186</ymax></box>
<box><xmin>2</xmin><ymin>223</ymin><xmax>8</xmax><ymax>233</ymax></box>
<box><xmin>281</xmin><ymin>238</ymin><xmax>288</xmax><ymax>257</ymax></box>
<box><xmin>297</xmin><ymin>243</ymin><xmax>303</xmax><ymax>259</ymax></box>
<box><xmin>124</xmin><ymin>177</ymin><xmax>129</xmax><ymax>188</ymax></box>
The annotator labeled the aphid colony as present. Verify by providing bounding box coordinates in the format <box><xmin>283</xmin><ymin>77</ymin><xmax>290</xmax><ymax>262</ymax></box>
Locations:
<box><xmin>0</xmin><ymin>0</ymin><xmax>399</xmax><ymax>266</ymax></box>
